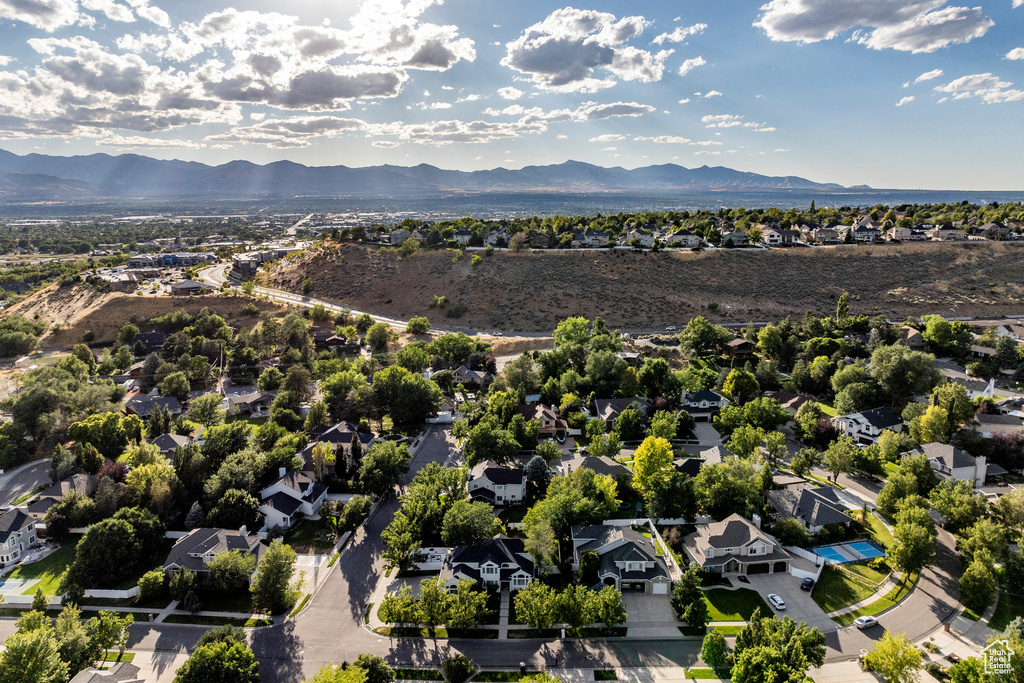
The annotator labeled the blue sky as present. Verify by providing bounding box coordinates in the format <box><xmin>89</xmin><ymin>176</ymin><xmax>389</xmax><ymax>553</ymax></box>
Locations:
<box><xmin>0</xmin><ymin>0</ymin><xmax>1022</xmax><ymax>190</ymax></box>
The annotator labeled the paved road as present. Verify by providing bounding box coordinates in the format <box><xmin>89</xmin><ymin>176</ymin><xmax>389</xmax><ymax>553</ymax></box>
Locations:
<box><xmin>0</xmin><ymin>459</ymin><xmax>50</xmax><ymax>506</ymax></box>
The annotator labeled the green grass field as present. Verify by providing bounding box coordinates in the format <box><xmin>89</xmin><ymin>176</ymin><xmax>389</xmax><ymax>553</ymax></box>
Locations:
<box><xmin>703</xmin><ymin>588</ymin><xmax>770</xmax><ymax>622</ymax></box>
<box><xmin>833</xmin><ymin>573</ymin><xmax>919</xmax><ymax>626</ymax></box>
<box><xmin>10</xmin><ymin>543</ymin><xmax>78</xmax><ymax>596</ymax></box>
<box><xmin>866</xmin><ymin>514</ymin><xmax>895</xmax><ymax>549</ymax></box>
<box><xmin>811</xmin><ymin>566</ymin><xmax>874</xmax><ymax>614</ymax></box>
<box><xmin>990</xmin><ymin>591</ymin><xmax>1024</xmax><ymax>632</ymax></box>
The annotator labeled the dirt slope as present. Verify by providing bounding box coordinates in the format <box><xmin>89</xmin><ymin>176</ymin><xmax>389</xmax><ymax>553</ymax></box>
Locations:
<box><xmin>266</xmin><ymin>242</ymin><xmax>1024</xmax><ymax>332</ymax></box>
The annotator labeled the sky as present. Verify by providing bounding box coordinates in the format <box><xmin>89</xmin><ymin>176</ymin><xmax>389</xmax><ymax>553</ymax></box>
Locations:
<box><xmin>0</xmin><ymin>0</ymin><xmax>1022</xmax><ymax>190</ymax></box>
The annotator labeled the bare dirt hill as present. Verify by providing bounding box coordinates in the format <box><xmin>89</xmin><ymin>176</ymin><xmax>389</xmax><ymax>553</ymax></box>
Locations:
<box><xmin>5</xmin><ymin>284</ymin><xmax>289</xmax><ymax>348</ymax></box>
<box><xmin>265</xmin><ymin>242</ymin><xmax>1024</xmax><ymax>332</ymax></box>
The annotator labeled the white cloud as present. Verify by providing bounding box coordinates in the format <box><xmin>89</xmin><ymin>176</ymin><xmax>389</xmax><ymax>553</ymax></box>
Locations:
<box><xmin>1014</xmin><ymin>0</ymin><xmax>1023</xmax><ymax>6</ymax></box>
<box><xmin>372</xmin><ymin>140</ymin><xmax>400</xmax><ymax>148</ymax></box>
<box><xmin>576</xmin><ymin>101</ymin><xmax>656</xmax><ymax>119</ymax></box>
<box><xmin>205</xmin><ymin>115</ymin><xmax>366</xmax><ymax>148</ymax></box>
<box><xmin>456</xmin><ymin>94</ymin><xmax>480</xmax><ymax>103</ymax></box>
<box><xmin>701</xmin><ymin>113</ymin><xmax>774</xmax><ymax>131</ymax></box>
<box><xmin>678</xmin><ymin>97</ymin><xmax>690</xmax><ymax>104</ymax></box>
<box><xmin>652</xmin><ymin>23</ymin><xmax>707</xmax><ymax>45</ymax></box>
<box><xmin>497</xmin><ymin>86</ymin><xmax>523</xmax><ymax>100</ymax></box>
<box><xmin>0</xmin><ymin>0</ymin><xmax>80</xmax><ymax>31</ymax></box>
<box><xmin>934</xmin><ymin>72</ymin><xmax>1024</xmax><ymax>103</ymax></box>
<box><xmin>896</xmin><ymin>95</ymin><xmax>915</xmax><ymax>106</ymax></box>
<box><xmin>589</xmin><ymin>134</ymin><xmax>624</xmax><ymax>142</ymax></box>
<box><xmin>703</xmin><ymin>90</ymin><xmax>722</xmax><ymax>98</ymax></box>
<box><xmin>754</xmin><ymin>0</ymin><xmax>993</xmax><ymax>53</ymax></box>
<box><xmin>557</xmin><ymin>134</ymin><xmax>568</xmax><ymax>139</ymax></box>
<box><xmin>81</xmin><ymin>0</ymin><xmax>134</xmax><ymax>23</ymax></box>
<box><xmin>0</xmin><ymin>56</ymin><xmax>13</xmax><ymax>66</ymax></box>
<box><xmin>913</xmin><ymin>68</ymin><xmax>944</xmax><ymax>83</ymax></box>
<box><xmin>501</xmin><ymin>7</ymin><xmax>671</xmax><ymax>92</ymax></box>
<box><xmin>774</xmin><ymin>148</ymin><xmax>790</xmax><ymax>152</ymax></box>
<box><xmin>96</xmin><ymin>134</ymin><xmax>202</xmax><ymax>148</ymax></box>
<box><xmin>1007</xmin><ymin>47</ymin><xmax>1024</xmax><ymax>60</ymax></box>
<box><xmin>423</xmin><ymin>101</ymin><xmax>452</xmax><ymax>109</ymax></box>
<box><xmin>600</xmin><ymin>146</ymin><xmax>617</xmax><ymax>151</ymax></box>
<box><xmin>678</xmin><ymin>56</ymin><xmax>706</xmax><ymax>76</ymax></box>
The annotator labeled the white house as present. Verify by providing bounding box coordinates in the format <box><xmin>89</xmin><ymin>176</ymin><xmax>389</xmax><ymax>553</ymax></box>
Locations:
<box><xmin>570</xmin><ymin>524</ymin><xmax>672</xmax><ymax>594</ymax></box>
<box><xmin>625</xmin><ymin>230</ymin><xmax>655</xmax><ymax>248</ymax></box>
<box><xmin>681</xmin><ymin>389</ymin><xmax>729</xmax><ymax>422</ymax></box>
<box><xmin>912</xmin><ymin>442</ymin><xmax>987</xmax><ymax>488</ymax></box>
<box><xmin>682</xmin><ymin>513</ymin><xmax>791</xmax><ymax>576</ymax></box>
<box><xmin>832</xmin><ymin>407</ymin><xmax>902</xmax><ymax>446</ymax></box>
<box><xmin>0</xmin><ymin>509</ymin><xmax>38</xmax><ymax>568</ymax></box>
<box><xmin>468</xmin><ymin>461</ymin><xmax>526</xmax><ymax>506</ymax></box>
<box><xmin>258</xmin><ymin>469</ymin><xmax>329</xmax><ymax>530</ymax></box>
<box><xmin>439</xmin><ymin>536</ymin><xmax>535</xmax><ymax>591</ymax></box>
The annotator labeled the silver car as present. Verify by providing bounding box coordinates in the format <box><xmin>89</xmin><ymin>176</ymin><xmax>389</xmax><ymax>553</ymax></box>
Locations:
<box><xmin>767</xmin><ymin>593</ymin><xmax>786</xmax><ymax>610</ymax></box>
<box><xmin>854</xmin><ymin>616</ymin><xmax>879</xmax><ymax>630</ymax></box>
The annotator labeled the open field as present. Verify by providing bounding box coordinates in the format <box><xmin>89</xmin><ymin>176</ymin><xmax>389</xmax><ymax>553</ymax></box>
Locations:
<box><xmin>6</xmin><ymin>284</ymin><xmax>290</xmax><ymax>348</ymax></box>
<box><xmin>265</xmin><ymin>241</ymin><xmax>1024</xmax><ymax>332</ymax></box>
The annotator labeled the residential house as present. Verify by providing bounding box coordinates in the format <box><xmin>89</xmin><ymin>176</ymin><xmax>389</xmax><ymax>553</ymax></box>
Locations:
<box><xmin>766</xmin><ymin>485</ymin><xmax>854</xmax><ymax>536</ymax></box>
<box><xmin>70</xmin><ymin>661</ymin><xmax>144</xmax><ymax>683</ymax></box>
<box><xmin>593</xmin><ymin>398</ymin><xmax>642</xmax><ymax>430</ymax></box>
<box><xmin>133</xmin><ymin>331</ymin><xmax>167</xmax><ymax>353</ymax></box>
<box><xmin>971</xmin><ymin>345</ymin><xmax>997</xmax><ymax>359</ymax></box>
<box><xmin>528</xmin><ymin>231</ymin><xmax>553</xmax><ymax>249</ymax></box>
<box><xmin>170</xmin><ymin>280</ymin><xmax>214</xmax><ymax>296</ymax></box>
<box><xmin>850</xmin><ymin>225</ymin><xmax>880</xmax><ymax>243</ymax></box>
<box><xmin>26</xmin><ymin>473</ymin><xmax>98</xmax><ymax>521</ymax></box>
<box><xmin>976</xmin><ymin>413</ymin><xmax>1024</xmax><ymax>440</ymax></box>
<box><xmin>885</xmin><ymin>226</ymin><xmax>912</xmax><ymax>242</ymax></box>
<box><xmin>946</xmin><ymin>376</ymin><xmax>995</xmax><ymax>400</ymax></box>
<box><xmin>0</xmin><ymin>508</ymin><xmax>38</xmax><ymax>568</ymax></box>
<box><xmin>258</xmin><ymin>469</ymin><xmax>329</xmax><ymax>530</ymax></box>
<box><xmin>901</xmin><ymin>326</ymin><xmax>927</xmax><ymax>352</ymax></box>
<box><xmin>910</xmin><ymin>442</ymin><xmax>988</xmax><ymax>488</ymax></box>
<box><xmin>682</xmin><ymin>513</ymin><xmax>791</xmax><ymax>575</ymax></box>
<box><xmin>625</xmin><ymin>230</ymin><xmax>655</xmax><ymax>248</ymax></box>
<box><xmin>389</xmin><ymin>228</ymin><xmax>411</xmax><ymax>245</ymax></box>
<box><xmin>453</xmin><ymin>229</ymin><xmax>473</xmax><ymax>245</ymax></box>
<box><xmin>995</xmin><ymin>324</ymin><xmax>1024</xmax><ymax>342</ymax></box>
<box><xmin>583</xmin><ymin>230</ymin><xmax>610</xmax><ymax>247</ymax></box>
<box><xmin>810</xmin><ymin>226</ymin><xmax>840</xmax><ymax>244</ymax></box>
<box><xmin>484</xmin><ymin>229</ymin><xmax>508</xmax><ymax>247</ymax></box>
<box><xmin>517</xmin><ymin>404</ymin><xmax>567</xmax><ymax>440</ymax></box>
<box><xmin>832</xmin><ymin>407</ymin><xmax>902</xmax><ymax>445</ymax></box>
<box><xmin>125</xmin><ymin>392</ymin><xmax>182</xmax><ymax>419</ymax></box>
<box><xmin>300</xmin><ymin>421</ymin><xmax>376</xmax><ymax>477</ymax></box>
<box><xmin>670</xmin><ymin>230</ymin><xmax>703</xmax><ymax>248</ymax></box>
<box><xmin>974</xmin><ymin>223</ymin><xmax>1010</xmax><ymax>240</ymax></box>
<box><xmin>439</xmin><ymin>536</ymin><xmax>535</xmax><ymax>592</ymax></box>
<box><xmin>930</xmin><ymin>226</ymin><xmax>966</xmax><ymax>241</ymax></box>
<box><xmin>150</xmin><ymin>433</ymin><xmax>192</xmax><ymax>458</ymax></box>
<box><xmin>762</xmin><ymin>391</ymin><xmax>812</xmax><ymax>416</ymax></box>
<box><xmin>570</xmin><ymin>525</ymin><xmax>672</xmax><ymax>594</ymax></box>
<box><xmin>763</xmin><ymin>228</ymin><xmax>799</xmax><ymax>246</ymax></box>
<box><xmin>553</xmin><ymin>453</ymin><xmax>632</xmax><ymax>481</ymax></box>
<box><xmin>468</xmin><ymin>461</ymin><xmax>526</xmax><ymax>506</ymax></box>
<box><xmin>725</xmin><ymin>338</ymin><xmax>756</xmax><ymax>359</ymax></box>
<box><xmin>674</xmin><ymin>444</ymin><xmax>733</xmax><ymax>477</ymax></box>
<box><xmin>454</xmin><ymin>365</ymin><xmax>490</xmax><ymax>387</ymax></box>
<box><xmin>680</xmin><ymin>389</ymin><xmax>729</xmax><ymax>422</ymax></box>
<box><xmin>163</xmin><ymin>527</ymin><xmax>266</xmax><ymax>580</ymax></box>
<box><xmin>227</xmin><ymin>391</ymin><xmax>276</xmax><ymax>418</ymax></box>
<box><xmin>721</xmin><ymin>231</ymin><xmax>748</xmax><ymax>248</ymax></box>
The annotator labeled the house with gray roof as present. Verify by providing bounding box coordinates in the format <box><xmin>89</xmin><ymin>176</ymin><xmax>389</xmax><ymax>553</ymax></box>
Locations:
<box><xmin>909</xmin><ymin>442</ymin><xmax>988</xmax><ymax>487</ymax></box>
<box><xmin>570</xmin><ymin>524</ymin><xmax>672</xmax><ymax>594</ymax></box>
<box><xmin>469</xmin><ymin>461</ymin><xmax>525</xmax><ymax>506</ymax></box>
<box><xmin>680</xmin><ymin>389</ymin><xmax>729</xmax><ymax>422</ymax></box>
<box><xmin>0</xmin><ymin>508</ymin><xmax>37</xmax><ymax>568</ymax></box>
<box><xmin>766</xmin><ymin>485</ymin><xmax>854</xmax><ymax>536</ymax></box>
<box><xmin>258</xmin><ymin>469</ymin><xmax>328</xmax><ymax>531</ymax></box>
<box><xmin>150</xmin><ymin>432</ymin><xmax>191</xmax><ymax>458</ymax></box>
<box><xmin>593</xmin><ymin>398</ymin><xmax>643</xmax><ymax>429</ymax></box>
<box><xmin>439</xmin><ymin>536</ymin><xmax>534</xmax><ymax>592</ymax></box>
<box><xmin>70</xmin><ymin>661</ymin><xmax>143</xmax><ymax>683</ymax></box>
<box><xmin>682</xmin><ymin>514</ymin><xmax>791</xmax><ymax>576</ymax></box>
<box><xmin>163</xmin><ymin>527</ymin><xmax>266</xmax><ymax>580</ymax></box>
<box><xmin>553</xmin><ymin>453</ymin><xmax>632</xmax><ymax>481</ymax></box>
<box><xmin>673</xmin><ymin>445</ymin><xmax>732</xmax><ymax>477</ymax></box>
<box><xmin>125</xmin><ymin>391</ymin><xmax>181</xmax><ymax>419</ymax></box>
<box><xmin>832</xmin><ymin>407</ymin><xmax>902</xmax><ymax>445</ymax></box>
<box><xmin>26</xmin><ymin>473</ymin><xmax>98</xmax><ymax>521</ymax></box>
<box><xmin>976</xmin><ymin>413</ymin><xmax>1024</xmax><ymax>439</ymax></box>
<box><xmin>300</xmin><ymin>421</ymin><xmax>376</xmax><ymax>477</ymax></box>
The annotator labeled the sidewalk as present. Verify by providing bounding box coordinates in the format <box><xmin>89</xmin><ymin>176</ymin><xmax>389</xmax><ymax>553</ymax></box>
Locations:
<box><xmin>827</xmin><ymin>576</ymin><xmax>900</xmax><ymax>618</ymax></box>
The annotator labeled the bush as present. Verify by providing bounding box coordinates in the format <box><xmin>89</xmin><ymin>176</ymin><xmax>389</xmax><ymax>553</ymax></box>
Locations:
<box><xmin>137</xmin><ymin>569</ymin><xmax>166</xmax><ymax>602</ymax></box>
<box><xmin>241</xmin><ymin>303</ymin><xmax>259</xmax><ymax>315</ymax></box>
<box><xmin>471</xmin><ymin>255</ymin><xmax>482</xmax><ymax>267</ymax></box>
<box><xmin>446</xmin><ymin>302</ymin><xmax>466</xmax><ymax>319</ymax></box>
<box><xmin>443</xmin><ymin>655</ymin><xmax>476</xmax><ymax>683</ymax></box>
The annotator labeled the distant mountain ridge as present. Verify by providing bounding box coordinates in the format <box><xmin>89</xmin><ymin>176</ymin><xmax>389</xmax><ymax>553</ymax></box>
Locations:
<box><xmin>0</xmin><ymin>148</ymin><xmax>868</xmax><ymax>201</ymax></box>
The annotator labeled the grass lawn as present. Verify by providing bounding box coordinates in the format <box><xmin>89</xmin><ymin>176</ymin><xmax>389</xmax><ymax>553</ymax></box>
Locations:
<box><xmin>283</xmin><ymin>519</ymin><xmax>335</xmax><ymax>552</ymax></box>
<box><xmin>475</xmin><ymin>673</ymin><xmax>526</xmax><ymax>682</ymax></box>
<box><xmin>866</xmin><ymin>514</ymin><xmax>895</xmax><ymax>550</ymax></box>
<box><xmin>194</xmin><ymin>589</ymin><xmax>254</xmax><ymax>613</ymax></box>
<box><xmin>163</xmin><ymin>614</ymin><xmax>271</xmax><ymax>627</ymax></box>
<box><xmin>989</xmin><ymin>591</ymin><xmax>1024</xmax><ymax>632</ymax></box>
<box><xmin>289</xmin><ymin>594</ymin><xmax>311</xmax><ymax>618</ymax></box>
<box><xmin>816</xmin><ymin>402</ymin><xmax>838</xmax><ymax>417</ymax></box>
<box><xmin>883</xmin><ymin>462</ymin><xmax>899</xmax><ymax>479</ymax></box>
<box><xmin>686</xmin><ymin>669</ymin><xmax>721</xmax><ymax>680</ymax></box>
<box><xmin>811</xmin><ymin>566</ymin><xmax>875</xmax><ymax>614</ymax></box>
<box><xmin>10</xmin><ymin>542</ymin><xmax>79</xmax><ymax>596</ymax></box>
<box><xmin>842</xmin><ymin>561</ymin><xmax>890</xmax><ymax>586</ymax></box>
<box><xmin>594</xmin><ymin>671</ymin><xmax>617</xmax><ymax>680</ymax></box>
<box><xmin>703</xmin><ymin>588</ymin><xmax>770</xmax><ymax>622</ymax></box>
<box><xmin>833</xmin><ymin>573</ymin><xmax>918</xmax><ymax>626</ymax></box>
<box><xmin>499</xmin><ymin>507</ymin><xmax>528</xmax><ymax>524</ymax></box>
<box><xmin>100</xmin><ymin>651</ymin><xmax>135</xmax><ymax>663</ymax></box>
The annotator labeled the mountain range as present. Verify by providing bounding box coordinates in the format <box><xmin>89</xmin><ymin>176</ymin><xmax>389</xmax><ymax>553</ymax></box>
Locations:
<box><xmin>0</xmin><ymin>148</ymin><xmax>868</xmax><ymax>202</ymax></box>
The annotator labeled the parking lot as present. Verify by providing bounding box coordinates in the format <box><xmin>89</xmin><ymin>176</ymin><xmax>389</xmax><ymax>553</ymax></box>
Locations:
<box><xmin>744</xmin><ymin>573</ymin><xmax>838</xmax><ymax>633</ymax></box>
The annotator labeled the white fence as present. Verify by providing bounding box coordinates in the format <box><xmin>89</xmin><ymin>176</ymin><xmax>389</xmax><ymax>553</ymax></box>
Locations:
<box><xmin>83</xmin><ymin>587</ymin><xmax>140</xmax><ymax>599</ymax></box>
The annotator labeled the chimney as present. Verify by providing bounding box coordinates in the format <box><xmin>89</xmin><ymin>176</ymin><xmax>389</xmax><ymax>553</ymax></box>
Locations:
<box><xmin>279</xmin><ymin>467</ymin><xmax>286</xmax><ymax>478</ymax></box>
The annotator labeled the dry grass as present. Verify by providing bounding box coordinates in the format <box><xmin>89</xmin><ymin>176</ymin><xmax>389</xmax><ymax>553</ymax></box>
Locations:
<box><xmin>9</xmin><ymin>285</ymin><xmax>290</xmax><ymax>347</ymax></box>
<box><xmin>264</xmin><ymin>241</ymin><xmax>1024</xmax><ymax>333</ymax></box>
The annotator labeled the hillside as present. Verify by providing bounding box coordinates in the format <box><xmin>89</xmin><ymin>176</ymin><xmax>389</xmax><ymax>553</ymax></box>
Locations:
<box><xmin>265</xmin><ymin>242</ymin><xmax>1024</xmax><ymax>332</ymax></box>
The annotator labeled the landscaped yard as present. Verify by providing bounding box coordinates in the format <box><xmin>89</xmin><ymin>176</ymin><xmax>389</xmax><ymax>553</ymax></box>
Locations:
<box><xmin>9</xmin><ymin>542</ymin><xmax>78</xmax><ymax>596</ymax></box>
<box><xmin>284</xmin><ymin>519</ymin><xmax>336</xmax><ymax>553</ymax></box>
<box><xmin>833</xmin><ymin>572</ymin><xmax>919</xmax><ymax>626</ymax></box>
<box><xmin>703</xmin><ymin>588</ymin><xmax>770</xmax><ymax>622</ymax></box>
<box><xmin>816</xmin><ymin>402</ymin><xmax>838</xmax><ymax>417</ymax></box>
<box><xmin>811</xmin><ymin>566</ymin><xmax>874</xmax><ymax>614</ymax></box>
<box><xmin>865</xmin><ymin>513</ymin><xmax>895</xmax><ymax>549</ymax></box>
<box><xmin>842</xmin><ymin>560</ymin><xmax>890</xmax><ymax>586</ymax></box>
<box><xmin>989</xmin><ymin>590</ymin><xmax>1024</xmax><ymax>632</ymax></box>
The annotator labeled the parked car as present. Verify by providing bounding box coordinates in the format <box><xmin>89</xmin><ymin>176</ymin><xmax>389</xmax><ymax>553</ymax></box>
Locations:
<box><xmin>767</xmin><ymin>594</ymin><xmax>786</xmax><ymax>610</ymax></box>
<box><xmin>800</xmin><ymin>578</ymin><xmax>815</xmax><ymax>591</ymax></box>
<box><xmin>665</xmin><ymin>326</ymin><xmax>677</xmax><ymax>331</ymax></box>
<box><xmin>854</xmin><ymin>616</ymin><xmax>879</xmax><ymax>630</ymax></box>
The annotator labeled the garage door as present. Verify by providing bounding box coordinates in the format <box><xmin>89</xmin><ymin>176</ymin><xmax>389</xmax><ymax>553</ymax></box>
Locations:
<box><xmin>652</xmin><ymin>582</ymin><xmax>668</xmax><ymax>595</ymax></box>
<box><xmin>746</xmin><ymin>563</ymin><xmax>770</xmax><ymax>575</ymax></box>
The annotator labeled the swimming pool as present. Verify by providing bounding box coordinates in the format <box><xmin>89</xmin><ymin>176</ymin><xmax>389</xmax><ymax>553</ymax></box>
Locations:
<box><xmin>812</xmin><ymin>540</ymin><xmax>886</xmax><ymax>564</ymax></box>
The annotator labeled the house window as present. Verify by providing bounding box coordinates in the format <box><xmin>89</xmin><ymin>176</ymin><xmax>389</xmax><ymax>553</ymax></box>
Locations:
<box><xmin>482</xmin><ymin>565</ymin><xmax>497</xmax><ymax>575</ymax></box>
<box><xmin>705</xmin><ymin>549</ymin><xmax>714</xmax><ymax>559</ymax></box>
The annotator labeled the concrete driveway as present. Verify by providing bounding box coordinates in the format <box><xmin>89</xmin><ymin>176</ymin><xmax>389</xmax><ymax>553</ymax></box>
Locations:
<box><xmin>744</xmin><ymin>573</ymin><xmax>838</xmax><ymax>634</ymax></box>
<box><xmin>621</xmin><ymin>592</ymin><xmax>681</xmax><ymax>638</ymax></box>
<box><xmin>692</xmin><ymin>423</ymin><xmax>723</xmax><ymax>446</ymax></box>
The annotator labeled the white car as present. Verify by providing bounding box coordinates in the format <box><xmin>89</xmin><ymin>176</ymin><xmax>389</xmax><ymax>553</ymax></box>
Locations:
<box><xmin>665</xmin><ymin>325</ymin><xmax>677</xmax><ymax>331</ymax></box>
<box><xmin>854</xmin><ymin>616</ymin><xmax>879</xmax><ymax>630</ymax></box>
<box><xmin>767</xmin><ymin>594</ymin><xmax>786</xmax><ymax>610</ymax></box>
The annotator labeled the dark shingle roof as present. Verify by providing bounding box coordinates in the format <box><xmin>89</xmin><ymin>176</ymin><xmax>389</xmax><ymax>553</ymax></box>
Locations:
<box><xmin>921</xmin><ymin>442</ymin><xmax>976</xmax><ymax>469</ymax></box>
<box><xmin>0</xmin><ymin>509</ymin><xmax>31</xmax><ymax>543</ymax></box>
<box><xmin>854</xmin><ymin>407</ymin><xmax>901</xmax><ymax>429</ymax></box>
<box><xmin>470</xmin><ymin>461</ymin><xmax>525</xmax><ymax>486</ymax></box>
<box><xmin>260</xmin><ymin>491</ymin><xmax>303</xmax><ymax>516</ymax></box>
<box><xmin>163</xmin><ymin>528</ymin><xmax>266</xmax><ymax>574</ymax></box>
<box><xmin>703</xmin><ymin>514</ymin><xmax>761</xmax><ymax>548</ymax></box>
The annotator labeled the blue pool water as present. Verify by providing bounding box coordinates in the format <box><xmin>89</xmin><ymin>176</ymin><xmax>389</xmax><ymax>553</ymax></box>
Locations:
<box><xmin>813</xmin><ymin>546</ymin><xmax>848</xmax><ymax>563</ymax></box>
<box><xmin>813</xmin><ymin>540</ymin><xmax>886</xmax><ymax>564</ymax></box>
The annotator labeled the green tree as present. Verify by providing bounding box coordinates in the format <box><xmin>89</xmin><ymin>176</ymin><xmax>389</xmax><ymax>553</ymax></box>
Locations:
<box><xmin>366</xmin><ymin>323</ymin><xmax>392</xmax><ymax>354</ymax></box>
<box><xmin>381</xmin><ymin>511</ymin><xmax>420</xmax><ymax>573</ymax></box>
<box><xmin>679</xmin><ymin>316</ymin><xmax>730</xmax><ymax>357</ymax></box>
<box><xmin>441</xmin><ymin>500</ymin><xmax>503</xmax><ymax>546</ymax></box>
<box><xmin>0</xmin><ymin>626</ymin><xmax>68</xmax><ymax>683</ymax></box>
<box><xmin>378</xmin><ymin>584</ymin><xmax>419</xmax><ymax>625</ymax></box>
<box><xmin>188</xmin><ymin>393</ymin><xmax>225</xmax><ymax>428</ymax></box>
<box><xmin>54</xmin><ymin>603</ymin><xmax>96</xmax><ymax>676</ymax></box>
<box><xmin>358</xmin><ymin>442</ymin><xmax>412</xmax><ymax>497</ymax></box>
<box><xmin>726</xmin><ymin>424</ymin><xmax>766</xmax><ymax>458</ymax></box>
<box><xmin>445</xmin><ymin>579</ymin><xmax>489</xmax><ymax>629</ymax></box>
<box><xmin>701</xmin><ymin>629</ymin><xmax>729</xmax><ymax>670</ymax></box>
<box><xmin>889</xmin><ymin>516</ymin><xmax>936</xmax><ymax>576</ymax></box>
<box><xmin>929</xmin><ymin>479</ymin><xmax>987</xmax><ymax>533</ymax></box>
<box><xmin>209</xmin><ymin>549</ymin><xmax>257</xmax><ymax>591</ymax></box>
<box><xmin>722</xmin><ymin>369</ymin><xmax>759</xmax><ymax>405</ymax></box>
<box><xmin>173</xmin><ymin>640</ymin><xmax>260</xmax><ymax>683</ymax></box>
<box><xmin>823</xmin><ymin>436</ymin><xmax>857</xmax><ymax>483</ymax></box>
<box><xmin>406</xmin><ymin>317</ymin><xmax>431</xmax><ymax>335</ymax></box>
<box><xmin>337</xmin><ymin>496</ymin><xmax>373</xmax><ymax>534</ymax></box>
<box><xmin>864</xmin><ymin>630</ymin><xmax>922</xmax><ymax>683</ymax></box>
<box><xmin>959</xmin><ymin>549</ymin><xmax>998</xmax><ymax>613</ymax></box>
<box><xmin>694</xmin><ymin>458</ymin><xmax>762</xmax><ymax>520</ymax></box>
<box><xmin>591</xmin><ymin>585</ymin><xmax>628</xmax><ymax>631</ymax></box>
<box><xmin>250</xmin><ymin>539</ymin><xmax>299</xmax><ymax>614</ymax></box>
<box><xmin>417</xmin><ymin>578</ymin><xmax>448</xmax><ymax>630</ymax></box>
<box><xmin>371</xmin><ymin>365</ymin><xmax>442</xmax><ymax>425</ymax></box>
<box><xmin>257</xmin><ymin>367</ymin><xmax>284</xmax><ymax>391</ymax></box>
<box><xmin>353</xmin><ymin>654</ymin><xmax>395</xmax><ymax>683</ymax></box>
<box><xmin>513</xmin><ymin>581</ymin><xmax>557</xmax><ymax>629</ymax></box>
<box><xmin>632</xmin><ymin>436</ymin><xmax>674</xmax><ymax>495</ymax></box>
<box><xmin>87</xmin><ymin>610</ymin><xmax>133</xmax><ymax>659</ymax></box>
<box><xmin>869</xmin><ymin>345</ymin><xmax>941</xmax><ymax>410</ymax></box>
<box><xmin>160</xmin><ymin>371</ymin><xmax>191</xmax><ymax>402</ymax></box>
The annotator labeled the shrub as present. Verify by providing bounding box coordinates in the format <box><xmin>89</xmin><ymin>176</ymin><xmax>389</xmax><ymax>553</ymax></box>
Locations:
<box><xmin>471</xmin><ymin>255</ymin><xmax>482</xmax><ymax>267</ymax></box>
<box><xmin>446</xmin><ymin>302</ymin><xmax>466</xmax><ymax>319</ymax></box>
<box><xmin>137</xmin><ymin>569</ymin><xmax>166</xmax><ymax>602</ymax></box>
<box><xmin>241</xmin><ymin>303</ymin><xmax>259</xmax><ymax>315</ymax></box>
<box><xmin>443</xmin><ymin>655</ymin><xmax>476</xmax><ymax>683</ymax></box>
